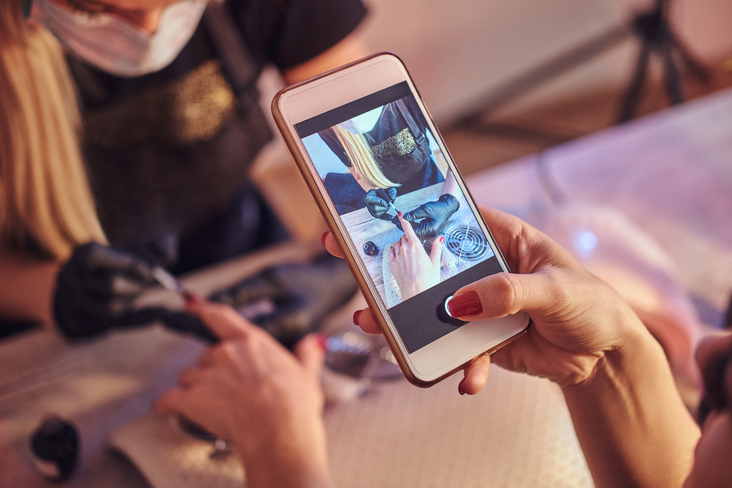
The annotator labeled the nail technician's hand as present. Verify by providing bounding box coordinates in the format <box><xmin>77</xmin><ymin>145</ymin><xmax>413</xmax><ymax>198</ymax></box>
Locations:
<box><xmin>364</xmin><ymin>188</ymin><xmax>398</xmax><ymax>220</ymax></box>
<box><xmin>53</xmin><ymin>243</ymin><xmax>216</xmax><ymax>342</ymax></box>
<box><xmin>389</xmin><ymin>214</ymin><xmax>443</xmax><ymax>300</ymax></box>
<box><xmin>54</xmin><ymin>243</ymin><xmax>160</xmax><ymax>338</ymax></box>
<box><xmin>155</xmin><ymin>301</ymin><xmax>330</xmax><ymax>488</ymax></box>
<box><xmin>403</xmin><ymin>193</ymin><xmax>460</xmax><ymax>239</ymax></box>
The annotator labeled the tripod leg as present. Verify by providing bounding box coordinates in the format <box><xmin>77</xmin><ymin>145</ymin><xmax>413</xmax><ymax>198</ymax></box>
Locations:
<box><xmin>661</xmin><ymin>41</ymin><xmax>684</xmax><ymax>104</ymax></box>
<box><xmin>618</xmin><ymin>39</ymin><xmax>653</xmax><ymax>123</ymax></box>
<box><xmin>666</xmin><ymin>34</ymin><xmax>711</xmax><ymax>83</ymax></box>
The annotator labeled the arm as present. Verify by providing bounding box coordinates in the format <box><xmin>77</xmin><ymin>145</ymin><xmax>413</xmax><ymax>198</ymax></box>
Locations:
<box><xmin>0</xmin><ymin>247</ymin><xmax>58</xmax><ymax>326</ymax></box>
<box><xmin>440</xmin><ymin>208</ymin><xmax>700</xmax><ymax>487</ymax></box>
<box><xmin>282</xmin><ymin>36</ymin><xmax>368</xmax><ymax>84</ymax></box>
<box><xmin>564</xmin><ymin>323</ymin><xmax>699</xmax><ymax>488</ymax></box>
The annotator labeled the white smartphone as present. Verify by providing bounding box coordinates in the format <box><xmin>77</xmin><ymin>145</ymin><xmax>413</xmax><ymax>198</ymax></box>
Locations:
<box><xmin>272</xmin><ymin>53</ymin><xmax>529</xmax><ymax>387</ymax></box>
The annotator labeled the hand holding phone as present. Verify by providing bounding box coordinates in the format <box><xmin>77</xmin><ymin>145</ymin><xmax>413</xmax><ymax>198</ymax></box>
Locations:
<box><xmin>325</xmin><ymin>206</ymin><xmax>645</xmax><ymax>395</ymax></box>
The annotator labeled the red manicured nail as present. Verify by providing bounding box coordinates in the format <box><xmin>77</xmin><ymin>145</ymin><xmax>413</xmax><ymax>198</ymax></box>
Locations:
<box><xmin>353</xmin><ymin>310</ymin><xmax>362</xmax><ymax>325</ymax></box>
<box><xmin>398</xmin><ymin>211</ymin><xmax>403</xmax><ymax>217</ymax></box>
<box><xmin>439</xmin><ymin>236</ymin><xmax>445</xmax><ymax>244</ymax></box>
<box><xmin>448</xmin><ymin>291</ymin><xmax>482</xmax><ymax>317</ymax></box>
<box><xmin>313</xmin><ymin>333</ymin><xmax>328</xmax><ymax>350</ymax></box>
<box><xmin>185</xmin><ymin>292</ymin><xmax>201</xmax><ymax>305</ymax></box>
<box><xmin>458</xmin><ymin>379</ymin><xmax>467</xmax><ymax>395</ymax></box>
<box><xmin>320</xmin><ymin>231</ymin><xmax>330</xmax><ymax>247</ymax></box>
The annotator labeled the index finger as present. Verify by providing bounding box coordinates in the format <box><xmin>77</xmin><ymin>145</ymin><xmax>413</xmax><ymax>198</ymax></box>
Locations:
<box><xmin>322</xmin><ymin>231</ymin><xmax>345</xmax><ymax>259</ymax></box>
<box><xmin>186</xmin><ymin>299</ymin><xmax>256</xmax><ymax>340</ymax></box>
<box><xmin>398</xmin><ymin>212</ymin><xmax>417</xmax><ymax>242</ymax></box>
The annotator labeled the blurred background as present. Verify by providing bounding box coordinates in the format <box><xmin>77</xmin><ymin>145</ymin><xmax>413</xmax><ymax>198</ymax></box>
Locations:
<box><xmin>253</xmin><ymin>0</ymin><xmax>732</xmax><ymax>240</ymax></box>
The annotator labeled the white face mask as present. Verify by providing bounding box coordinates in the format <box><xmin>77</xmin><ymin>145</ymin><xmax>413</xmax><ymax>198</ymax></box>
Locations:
<box><xmin>32</xmin><ymin>0</ymin><xmax>207</xmax><ymax>77</ymax></box>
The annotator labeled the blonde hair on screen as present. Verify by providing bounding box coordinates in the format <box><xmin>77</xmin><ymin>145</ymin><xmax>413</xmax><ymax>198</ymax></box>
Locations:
<box><xmin>332</xmin><ymin>125</ymin><xmax>400</xmax><ymax>189</ymax></box>
<box><xmin>0</xmin><ymin>0</ymin><xmax>106</xmax><ymax>260</ymax></box>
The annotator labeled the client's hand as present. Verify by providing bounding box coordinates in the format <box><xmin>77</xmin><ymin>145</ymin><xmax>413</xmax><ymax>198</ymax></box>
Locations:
<box><xmin>155</xmin><ymin>300</ymin><xmax>329</xmax><ymax>488</ymax></box>
<box><xmin>323</xmin><ymin>207</ymin><xmax>646</xmax><ymax>395</ymax></box>
<box><xmin>389</xmin><ymin>214</ymin><xmax>443</xmax><ymax>301</ymax></box>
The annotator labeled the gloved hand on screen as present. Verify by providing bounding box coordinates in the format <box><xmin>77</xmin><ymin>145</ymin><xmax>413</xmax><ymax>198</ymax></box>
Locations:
<box><xmin>364</xmin><ymin>188</ymin><xmax>398</xmax><ymax>220</ymax></box>
<box><xmin>404</xmin><ymin>194</ymin><xmax>460</xmax><ymax>239</ymax></box>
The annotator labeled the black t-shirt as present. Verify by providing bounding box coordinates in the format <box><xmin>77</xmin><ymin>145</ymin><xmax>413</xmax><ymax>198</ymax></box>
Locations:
<box><xmin>71</xmin><ymin>0</ymin><xmax>366</xmax><ymax>262</ymax></box>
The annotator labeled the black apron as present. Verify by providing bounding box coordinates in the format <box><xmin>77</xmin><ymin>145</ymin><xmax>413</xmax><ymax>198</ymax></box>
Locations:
<box><xmin>69</xmin><ymin>2</ymin><xmax>282</xmax><ymax>272</ymax></box>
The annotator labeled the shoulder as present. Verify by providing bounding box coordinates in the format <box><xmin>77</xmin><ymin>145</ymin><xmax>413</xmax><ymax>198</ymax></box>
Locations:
<box><xmin>230</xmin><ymin>0</ymin><xmax>367</xmax><ymax>70</ymax></box>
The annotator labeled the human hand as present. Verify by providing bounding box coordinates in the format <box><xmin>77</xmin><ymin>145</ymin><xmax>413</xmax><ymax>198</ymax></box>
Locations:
<box><xmin>403</xmin><ymin>193</ymin><xmax>460</xmax><ymax>239</ymax></box>
<box><xmin>389</xmin><ymin>214</ymin><xmax>444</xmax><ymax>300</ymax></box>
<box><xmin>364</xmin><ymin>188</ymin><xmax>398</xmax><ymax>221</ymax></box>
<box><xmin>54</xmin><ymin>243</ymin><xmax>216</xmax><ymax>342</ymax></box>
<box><xmin>54</xmin><ymin>243</ymin><xmax>160</xmax><ymax>338</ymax></box>
<box><xmin>155</xmin><ymin>300</ymin><xmax>329</xmax><ymax>488</ymax></box>
<box><xmin>323</xmin><ymin>207</ymin><xmax>646</xmax><ymax>395</ymax></box>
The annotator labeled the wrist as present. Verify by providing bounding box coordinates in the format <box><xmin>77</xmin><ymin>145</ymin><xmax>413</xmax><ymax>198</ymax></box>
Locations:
<box><xmin>233</xmin><ymin>419</ymin><xmax>330</xmax><ymax>488</ymax></box>
<box><xmin>562</xmin><ymin>314</ymin><xmax>654</xmax><ymax>395</ymax></box>
<box><xmin>239</xmin><ymin>449</ymin><xmax>330</xmax><ymax>488</ymax></box>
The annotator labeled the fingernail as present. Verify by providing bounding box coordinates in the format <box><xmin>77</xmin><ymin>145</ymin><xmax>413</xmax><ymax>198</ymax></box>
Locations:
<box><xmin>398</xmin><ymin>211</ymin><xmax>403</xmax><ymax>217</ymax></box>
<box><xmin>448</xmin><ymin>291</ymin><xmax>482</xmax><ymax>317</ymax></box>
<box><xmin>320</xmin><ymin>231</ymin><xmax>330</xmax><ymax>247</ymax></box>
<box><xmin>439</xmin><ymin>236</ymin><xmax>445</xmax><ymax>244</ymax></box>
<box><xmin>313</xmin><ymin>333</ymin><xmax>328</xmax><ymax>350</ymax></box>
<box><xmin>353</xmin><ymin>310</ymin><xmax>362</xmax><ymax>325</ymax></box>
<box><xmin>185</xmin><ymin>292</ymin><xmax>202</xmax><ymax>305</ymax></box>
<box><xmin>458</xmin><ymin>379</ymin><xmax>466</xmax><ymax>395</ymax></box>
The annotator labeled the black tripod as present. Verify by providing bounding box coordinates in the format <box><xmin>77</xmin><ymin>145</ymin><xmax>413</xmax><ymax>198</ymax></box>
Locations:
<box><xmin>617</xmin><ymin>0</ymin><xmax>708</xmax><ymax>121</ymax></box>
<box><xmin>454</xmin><ymin>0</ymin><xmax>709</xmax><ymax>136</ymax></box>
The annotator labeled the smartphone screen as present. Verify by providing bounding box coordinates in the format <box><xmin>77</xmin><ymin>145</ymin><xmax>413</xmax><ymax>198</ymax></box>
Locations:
<box><xmin>295</xmin><ymin>81</ymin><xmax>506</xmax><ymax>354</ymax></box>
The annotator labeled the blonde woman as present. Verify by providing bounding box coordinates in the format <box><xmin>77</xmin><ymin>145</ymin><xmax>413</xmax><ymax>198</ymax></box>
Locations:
<box><xmin>319</xmin><ymin>98</ymin><xmax>447</xmax><ymax>216</ymax></box>
<box><xmin>2</xmin><ymin>0</ymin><xmax>369</xmax><ymax>341</ymax></box>
<box><xmin>0</xmin><ymin>0</ymin><xmax>105</xmax><ymax>332</ymax></box>
<box><xmin>0</xmin><ymin>1</ymin><xmax>213</xmax><ymax>342</ymax></box>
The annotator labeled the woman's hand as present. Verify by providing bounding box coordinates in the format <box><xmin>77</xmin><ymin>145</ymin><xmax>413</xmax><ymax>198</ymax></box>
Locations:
<box><xmin>389</xmin><ymin>213</ymin><xmax>444</xmax><ymax>300</ymax></box>
<box><xmin>323</xmin><ymin>207</ymin><xmax>646</xmax><ymax>394</ymax></box>
<box><xmin>155</xmin><ymin>300</ymin><xmax>330</xmax><ymax>488</ymax></box>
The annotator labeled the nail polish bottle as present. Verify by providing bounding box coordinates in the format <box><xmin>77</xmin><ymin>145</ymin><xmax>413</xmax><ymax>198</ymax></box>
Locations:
<box><xmin>30</xmin><ymin>416</ymin><xmax>79</xmax><ymax>482</ymax></box>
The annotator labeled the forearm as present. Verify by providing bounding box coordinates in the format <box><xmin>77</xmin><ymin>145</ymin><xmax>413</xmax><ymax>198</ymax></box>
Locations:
<box><xmin>0</xmin><ymin>248</ymin><xmax>59</xmax><ymax>326</ymax></box>
<box><xmin>283</xmin><ymin>36</ymin><xmax>367</xmax><ymax>84</ymax></box>
<box><xmin>563</xmin><ymin>316</ymin><xmax>700</xmax><ymax>488</ymax></box>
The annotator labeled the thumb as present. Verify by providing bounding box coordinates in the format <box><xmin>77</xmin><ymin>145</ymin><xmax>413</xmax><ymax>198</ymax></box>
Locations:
<box><xmin>449</xmin><ymin>271</ymin><xmax>557</xmax><ymax>321</ymax></box>
<box><xmin>430</xmin><ymin>235</ymin><xmax>445</xmax><ymax>266</ymax></box>
<box><xmin>294</xmin><ymin>333</ymin><xmax>326</xmax><ymax>378</ymax></box>
<box><xmin>405</xmin><ymin>206</ymin><xmax>429</xmax><ymax>221</ymax></box>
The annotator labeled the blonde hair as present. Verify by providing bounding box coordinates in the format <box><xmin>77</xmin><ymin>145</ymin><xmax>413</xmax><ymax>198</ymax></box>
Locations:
<box><xmin>333</xmin><ymin>125</ymin><xmax>400</xmax><ymax>189</ymax></box>
<box><xmin>0</xmin><ymin>1</ymin><xmax>106</xmax><ymax>260</ymax></box>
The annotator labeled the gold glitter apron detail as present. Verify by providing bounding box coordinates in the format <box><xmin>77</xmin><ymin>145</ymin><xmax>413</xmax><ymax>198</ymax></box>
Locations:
<box><xmin>370</xmin><ymin>127</ymin><xmax>418</xmax><ymax>159</ymax></box>
<box><xmin>84</xmin><ymin>59</ymin><xmax>237</xmax><ymax>149</ymax></box>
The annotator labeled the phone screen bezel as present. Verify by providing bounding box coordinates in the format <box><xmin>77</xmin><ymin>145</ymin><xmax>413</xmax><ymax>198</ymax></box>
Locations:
<box><xmin>273</xmin><ymin>53</ymin><xmax>529</xmax><ymax>384</ymax></box>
